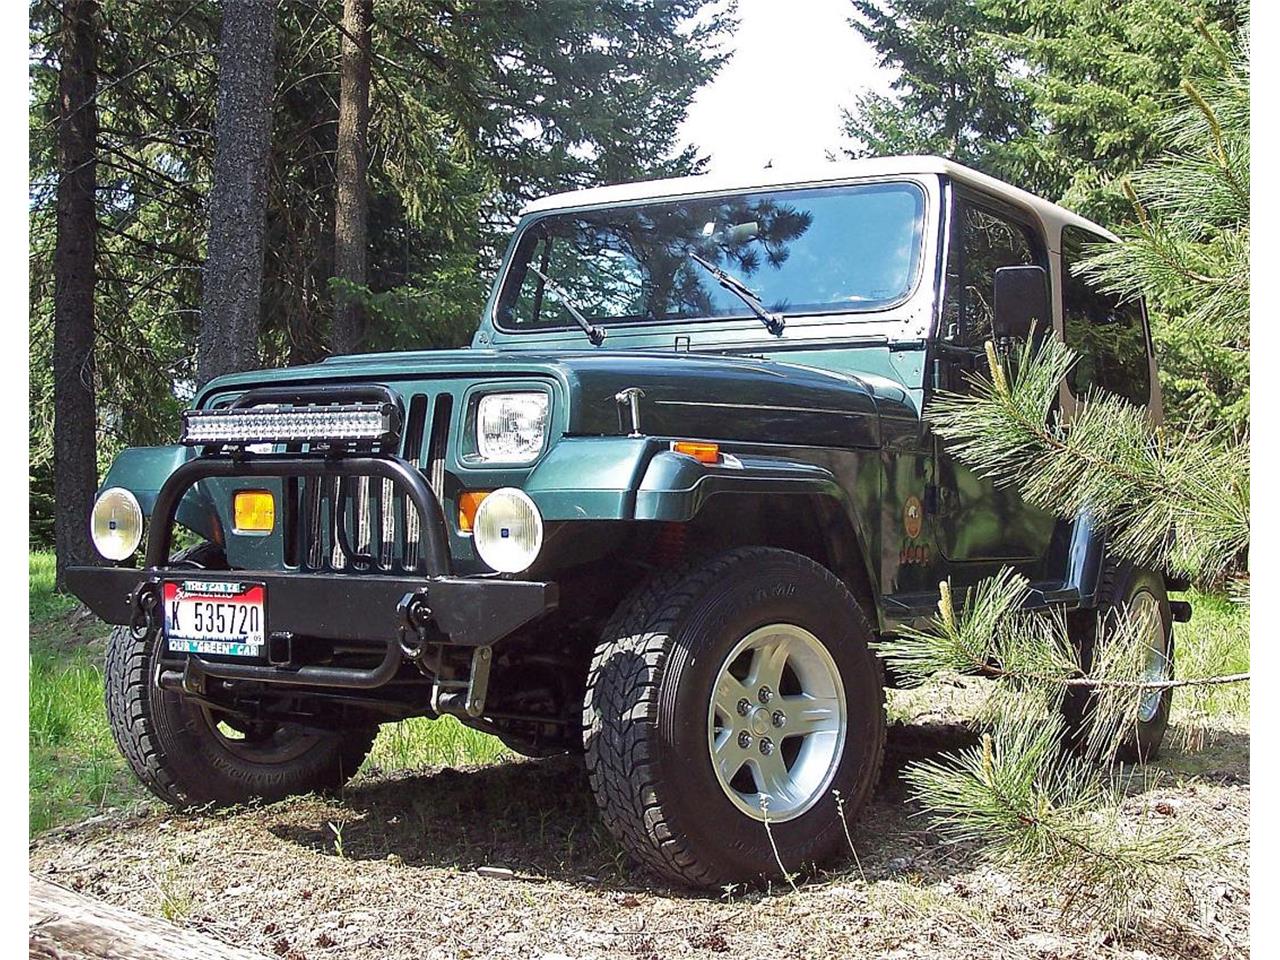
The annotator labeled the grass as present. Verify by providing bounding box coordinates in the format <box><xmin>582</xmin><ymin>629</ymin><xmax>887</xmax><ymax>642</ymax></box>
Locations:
<box><xmin>30</xmin><ymin>552</ymin><xmax>75</xmax><ymax>621</ymax></box>
<box><xmin>1168</xmin><ymin>587</ymin><xmax>1250</xmax><ymax>739</ymax></box>
<box><xmin>364</xmin><ymin>714</ymin><xmax>510</xmax><ymax>773</ymax></box>
<box><xmin>29</xmin><ymin>636</ymin><xmax>142</xmax><ymax>834</ymax></box>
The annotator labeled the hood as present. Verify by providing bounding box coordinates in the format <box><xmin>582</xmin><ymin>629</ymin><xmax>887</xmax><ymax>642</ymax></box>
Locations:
<box><xmin>198</xmin><ymin>347</ymin><xmax>916</xmax><ymax>449</ymax></box>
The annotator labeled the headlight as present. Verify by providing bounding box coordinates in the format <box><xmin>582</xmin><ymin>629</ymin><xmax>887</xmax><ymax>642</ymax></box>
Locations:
<box><xmin>90</xmin><ymin>487</ymin><xmax>144</xmax><ymax>561</ymax></box>
<box><xmin>472</xmin><ymin>488</ymin><xmax>543</xmax><ymax>573</ymax></box>
<box><xmin>476</xmin><ymin>393</ymin><xmax>549</xmax><ymax>463</ymax></box>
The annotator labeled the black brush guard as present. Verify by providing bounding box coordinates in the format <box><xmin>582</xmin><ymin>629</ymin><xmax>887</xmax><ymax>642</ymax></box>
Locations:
<box><xmin>65</xmin><ymin>453</ymin><xmax>558</xmax><ymax>691</ymax></box>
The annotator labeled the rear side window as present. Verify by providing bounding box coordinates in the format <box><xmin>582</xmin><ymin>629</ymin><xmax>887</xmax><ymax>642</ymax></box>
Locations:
<box><xmin>1061</xmin><ymin>226</ymin><xmax>1151</xmax><ymax>406</ymax></box>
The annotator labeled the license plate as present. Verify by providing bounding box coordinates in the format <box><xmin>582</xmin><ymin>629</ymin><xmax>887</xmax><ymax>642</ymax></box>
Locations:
<box><xmin>163</xmin><ymin>580</ymin><xmax>266</xmax><ymax>657</ymax></box>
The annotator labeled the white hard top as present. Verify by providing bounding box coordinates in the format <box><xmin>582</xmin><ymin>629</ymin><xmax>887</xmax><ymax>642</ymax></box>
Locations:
<box><xmin>521</xmin><ymin>155</ymin><xmax>1114</xmax><ymax>243</ymax></box>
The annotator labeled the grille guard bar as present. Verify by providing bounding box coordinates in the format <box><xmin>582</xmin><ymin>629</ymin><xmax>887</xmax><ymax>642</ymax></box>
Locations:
<box><xmin>63</xmin><ymin>450</ymin><xmax>558</xmax><ymax>690</ymax></box>
<box><xmin>145</xmin><ymin>453</ymin><xmax>452</xmax><ymax>576</ymax></box>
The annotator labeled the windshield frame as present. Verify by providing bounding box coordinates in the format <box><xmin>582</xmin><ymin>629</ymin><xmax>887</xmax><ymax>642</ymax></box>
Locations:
<box><xmin>487</xmin><ymin>176</ymin><xmax>933</xmax><ymax>340</ymax></box>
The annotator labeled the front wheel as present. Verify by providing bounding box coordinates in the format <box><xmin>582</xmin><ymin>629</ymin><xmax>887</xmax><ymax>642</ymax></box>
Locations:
<box><xmin>105</xmin><ymin>622</ymin><xmax>377</xmax><ymax>808</ymax></box>
<box><xmin>583</xmin><ymin>547</ymin><xmax>885</xmax><ymax>888</ymax></box>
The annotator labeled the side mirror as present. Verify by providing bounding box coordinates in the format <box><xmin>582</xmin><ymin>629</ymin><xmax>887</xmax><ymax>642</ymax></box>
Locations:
<box><xmin>993</xmin><ymin>265</ymin><xmax>1050</xmax><ymax>340</ymax></box>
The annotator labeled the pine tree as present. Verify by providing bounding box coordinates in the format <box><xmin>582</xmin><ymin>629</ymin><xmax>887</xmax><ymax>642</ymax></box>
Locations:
<box><xmin>874</xmin><ymin>15</ymin><xmax>1249</xmax><ymax>926</ymax></box>
<box><xmin>1074</xmin><ymin>15</ymin><xmax>1248</xmax><ymax>436</ymax></box>
<box><xmin>51</xmin><ymin>0</ymin><xmax>100</xmax><ymax>588</ymax></box>
<box><xmin>330</xmin><ymin>0</ymin><xmax>374</xmax><ymax>356</ymax></box>
<box><xmin>842</xmin><ymin>0</ymin><xmax>1031</xmax><ymax>168</ymax></box>
<box><xmin>843</xmin><ymin>0</ymin><xmax>1242</xmax><ymax>222</ymax></box>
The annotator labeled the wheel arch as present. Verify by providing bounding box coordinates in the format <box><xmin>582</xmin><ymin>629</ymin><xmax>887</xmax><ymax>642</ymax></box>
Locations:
<box><xmin>631</xmin><ymin>449</ymin><xmax>879</xmax><ymax>616</ymax></box>
<box><xmin>653</xmin><ymin>490</ymin><xmax>878</xmax><ymax>618</ymax></box>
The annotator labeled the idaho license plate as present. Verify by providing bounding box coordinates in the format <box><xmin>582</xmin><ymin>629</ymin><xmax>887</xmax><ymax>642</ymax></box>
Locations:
<box><xmin>163</xmin><ymin>580</ymin><xmax>266</xmax><ymax>657</ymax></box>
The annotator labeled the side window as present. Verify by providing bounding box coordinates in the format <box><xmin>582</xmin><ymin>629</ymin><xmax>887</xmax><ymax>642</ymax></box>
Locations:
<box><xmin>942</xmin><ymin>200</ymin><xmax>1039</xmax><ymax>348</ymax></box>
<box><xmin>1061</xmin><ymin>226</ymin><xmax>1151</xmax><ymax>406</ymax></box>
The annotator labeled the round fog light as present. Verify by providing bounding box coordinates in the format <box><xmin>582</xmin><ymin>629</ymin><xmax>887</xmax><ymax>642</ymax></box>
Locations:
<box><xmin>472</xmin><ymin>488</ymin><xmax>543</xmax><ymax>574</ymax></box>
<box><xmin>90</xmin><ymin>487</ymin><xmax>144</xmax><ymax>561</ymax></box>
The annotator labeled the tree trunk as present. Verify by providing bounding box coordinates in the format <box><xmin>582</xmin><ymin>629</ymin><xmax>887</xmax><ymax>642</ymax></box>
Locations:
<box><xmin>53</xmin><ymin>0</ymin><xmax>99</xmax><ymax>590</ymax></box>
<box><xmin>196</xmin><ymin>0</ymin><xmax>277</xmax><ymax>388</ymax></box>
<box><xmin>330</xmin><ymin>0</ymin><xmax>373</xmax><ymax>356</ymax></box>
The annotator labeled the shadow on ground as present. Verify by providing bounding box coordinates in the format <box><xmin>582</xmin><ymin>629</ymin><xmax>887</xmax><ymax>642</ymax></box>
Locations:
<box><xmin>267</xmin><ymin>719</ymin><xmax>985</xmax><ymax>891</ymax></box>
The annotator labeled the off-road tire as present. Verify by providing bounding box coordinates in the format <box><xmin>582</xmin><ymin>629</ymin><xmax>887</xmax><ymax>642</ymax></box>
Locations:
<box><xmin>583</xmin><ymin>547</ymin><xmax>885</xmax><ymax>888</ymax></box>
<box><xmin>104</xmin><ymin>544</ymin><xmax>377</xmax><ymax>808</ymax></box>
<box><xmin>1063</xmin><ymin>561</ymin><xmax>1174</xmax><ymax>762</ymax></box>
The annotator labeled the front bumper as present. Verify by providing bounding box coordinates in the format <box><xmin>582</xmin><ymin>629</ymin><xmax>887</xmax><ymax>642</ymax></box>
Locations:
<box><xmin>66</xmin><ymin>449</ymin><xmax>558</xmax><ymax>693</ymax></box>
<box><xmin>66</xmin><ymin>565</ymin><xmax>558</xmax><ymax>690</ymax></box>
<box><xmin>67</xmin><ymin>566</ymin><xmax>558</xmax><ymax>650</ymax></box>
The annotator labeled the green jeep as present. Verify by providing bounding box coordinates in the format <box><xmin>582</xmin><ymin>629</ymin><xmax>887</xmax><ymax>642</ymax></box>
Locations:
<box><xmin>67</xmin><ymin>156</ymin><xmax>1183</xmax><ymax>888</ymax></box>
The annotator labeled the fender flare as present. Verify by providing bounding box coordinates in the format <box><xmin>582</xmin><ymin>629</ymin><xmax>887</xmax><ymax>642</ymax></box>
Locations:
<box><xmin>632</xmin><ymin>449</ymin><xmax>881</xmax><ymax>617</ymax></box>
<box><xmin>98</xmin><ymin>446</ymin><xmax>222</xmax><ymax>544</ymax></box>
<box><xmin>633</xmin><ymin>449</ymin><xmax>847</xmax><ymax>521</ymax></box>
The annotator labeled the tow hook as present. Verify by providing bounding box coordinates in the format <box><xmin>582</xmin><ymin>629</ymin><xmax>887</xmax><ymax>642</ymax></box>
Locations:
<box><xmin>127</xmin><ymin>579</ymin><xmax>162</xmax><ymax>640</ymax></box>
<box><xmin>396</xmin><ymin>591</ymin><xmax>433</xmax><ymax>660</ymax></box>
<box><xmin>431</xmin><ymin>645</ymin><xmax>493</xmax><ymax>718</ymax></box>
<box><xmin>398</xmin><ymin>590</ymin><xmax>494</xmax><ymax>718</ymax></box>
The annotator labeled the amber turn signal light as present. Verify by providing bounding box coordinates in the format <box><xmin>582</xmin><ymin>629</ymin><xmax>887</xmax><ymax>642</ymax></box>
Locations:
<box><xmin>458</xmin><ymin>490</ymin><xmax>490</xmax><ymax>532</ymax></box>
<box><xmin>672</xmin><ymin>441</ymin><xmax>721</xmax><ymax>464</ymax></box>
<box><xmin>233</xmin><ymin>490</ymin><xmax>275</xmax><ymax>533</ymax></box>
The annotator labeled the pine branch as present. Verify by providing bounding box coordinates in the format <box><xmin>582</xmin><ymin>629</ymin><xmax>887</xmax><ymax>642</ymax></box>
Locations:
<box><xmin>926</xmin><ymin>335</ymin><xmax>1248</xmax><ymax>581</ymax></box>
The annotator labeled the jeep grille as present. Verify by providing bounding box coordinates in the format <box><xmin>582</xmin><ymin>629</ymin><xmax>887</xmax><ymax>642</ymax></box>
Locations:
<box><xmin>289</xmin><ymin>391</ymin><xmax>453</xmax><ymax>573</ymax></box>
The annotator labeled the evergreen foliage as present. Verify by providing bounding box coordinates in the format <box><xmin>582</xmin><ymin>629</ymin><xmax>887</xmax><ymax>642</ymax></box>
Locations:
<box><xmin>843</xmin><ymin>0</ymin><xmax>1241</xmax><ymax>222</ymax></box>
<box><xmin>1076</xmin><ymin>15</ymin><xmax>1249</xmax><ymax>435</ymax></box>
<box><xmin>929</xmin><ymin>335</ymin><xmax>1248</xmax><ymax>581</ymax></box>
<box><xmin>843</xmin><ymin>0</ymin><xmax>1031</xmax><ymax>168</ymax></box>
<box><xmin>878</xmin><ymin>539</ymin><xmax>1241</xmax><ymax>926</ymax></box>
<box><xmin>869</xmin><ymin>11</ymin><xmax>1249</xmax><ymax>921</ymax></box>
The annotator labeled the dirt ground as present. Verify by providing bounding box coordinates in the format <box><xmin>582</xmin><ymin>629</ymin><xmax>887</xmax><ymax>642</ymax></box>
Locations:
<box><xmin>29</xmin><ymin>699</ymin><xmax>1249</xmax><ymax>960</ymax></box>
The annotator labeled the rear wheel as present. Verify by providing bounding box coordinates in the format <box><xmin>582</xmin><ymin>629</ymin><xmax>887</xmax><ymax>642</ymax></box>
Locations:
<box><xmin>104</xmin><ymin>544</ymin><xmax>376</xmax><ymax>808</ymax></box>
<box><xmin>1063</xmin><ymin>562</ymin><xmax>1174</xmax><ymax>762</ymax></box>
<box><xmin>583</xmin><ymin>547</ymin><xmax>885</xmax><ymax>888</ymax></box>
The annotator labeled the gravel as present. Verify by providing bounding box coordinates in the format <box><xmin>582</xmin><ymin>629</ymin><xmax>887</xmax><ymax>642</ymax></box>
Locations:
<box><xmin>30</xmin><ymin>719</ymin><xmax>1250</xmax><ymax>960</ymax></box>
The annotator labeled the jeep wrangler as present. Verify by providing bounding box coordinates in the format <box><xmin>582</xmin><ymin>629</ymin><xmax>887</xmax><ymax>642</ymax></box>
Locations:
<box><xmin>67</xmin><ymin>156</ymin><xmax>1184</xmax><ymax>888</ymax></box>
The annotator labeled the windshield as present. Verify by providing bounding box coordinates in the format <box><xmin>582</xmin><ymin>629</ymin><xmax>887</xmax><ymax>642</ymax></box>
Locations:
<box><xmin>495</xmin><ymin>181</ymin><xmax>927</xmax><ymax>333</ymax></box>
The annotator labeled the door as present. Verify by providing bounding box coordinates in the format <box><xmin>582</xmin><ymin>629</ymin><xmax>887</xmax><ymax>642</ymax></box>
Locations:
<box><xmin>929</xmin><ymin>191</ymin><xmax>1058</xmax><ymax>563</ymax></box>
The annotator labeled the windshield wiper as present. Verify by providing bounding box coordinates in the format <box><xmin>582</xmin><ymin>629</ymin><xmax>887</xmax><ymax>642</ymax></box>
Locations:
<box><xmin>526</xmin><ymin>263</ymin><xmax>606</xmax><ymax>345</ymax></box>
<box><xmin>688</xmin><ymin>252</ymin><xmax>785</xmax><ymax>336</ymax></box>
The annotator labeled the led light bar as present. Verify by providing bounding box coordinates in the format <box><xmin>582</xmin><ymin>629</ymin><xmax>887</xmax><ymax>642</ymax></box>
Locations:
<box><xmin>181</xmin><ymin>402</ymin><xmax>396</xmax><ymax>446</ymax></box>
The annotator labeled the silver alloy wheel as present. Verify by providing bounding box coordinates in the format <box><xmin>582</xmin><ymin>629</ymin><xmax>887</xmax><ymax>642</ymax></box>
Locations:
<box><xmin>1132</xmin><ymin>591</ymin><xmax>1171</xmax><ymax>723</ymax></box>
<box><xmin>707</xmin><ymin>623</ymin><xmax>847</xmax><ymax>822</ymax></box>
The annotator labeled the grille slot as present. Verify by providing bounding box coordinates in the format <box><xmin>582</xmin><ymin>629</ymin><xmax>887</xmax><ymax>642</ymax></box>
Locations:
<box><xmin>292</xmin><ymin>391</ymin><xmax>444</xmax><ymax>573</ymax></box>
<box><xmin>427</xmin><ymin>394</ymin><xmax>452</xmax><ymax>495</ymax></box>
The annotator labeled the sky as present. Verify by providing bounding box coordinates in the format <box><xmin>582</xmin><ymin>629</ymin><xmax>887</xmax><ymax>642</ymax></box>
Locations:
<box><xmin>677</xmin><ymin>0</ymin><xmax>894</xmax><ymax>176</ymax></box>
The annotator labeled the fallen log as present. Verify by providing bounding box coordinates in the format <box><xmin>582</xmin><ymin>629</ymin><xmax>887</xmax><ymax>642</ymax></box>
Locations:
<box><xmin>29</xmin><ymin>875</ymin><xmax>266</xmax><ymax>960</ymax></box>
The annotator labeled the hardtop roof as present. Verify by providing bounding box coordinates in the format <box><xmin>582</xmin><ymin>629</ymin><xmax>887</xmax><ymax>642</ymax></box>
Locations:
<box><xmin>520</xmin><ymin>155</ymin><xmax>1115</xmax><ymax>245</ymax></box>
